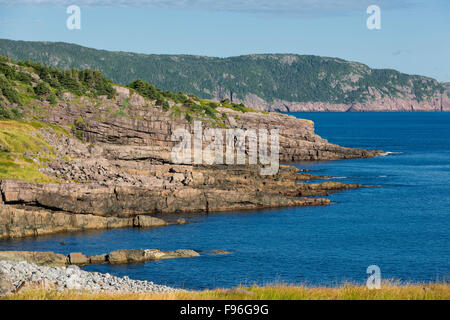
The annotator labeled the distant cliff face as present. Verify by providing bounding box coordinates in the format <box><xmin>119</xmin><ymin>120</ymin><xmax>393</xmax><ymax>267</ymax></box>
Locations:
<box><xmin>239</xmin><ymin>90</ymin><xmax>450</xmax><ymax>112</ymax></box>
<box><xmin>0</xmin><ymin>38</ymin><xmax>448</xmax><ymax>112</ymax></box>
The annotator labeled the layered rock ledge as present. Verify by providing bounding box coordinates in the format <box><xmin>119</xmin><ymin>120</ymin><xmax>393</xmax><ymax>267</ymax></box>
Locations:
<box><xmin>0</xmin><ymin>204</ymin><xmax>185</xmax><ymax>240</ymax></box>
<box><xmin>0</xmin><ymin>248</ymin><xmax>202</xmax><ymax>266</ymax></box>
<box><xmin>0</xmin><ymin>86</ymin><xmax>382</xmax><ymax>239</ymax></box>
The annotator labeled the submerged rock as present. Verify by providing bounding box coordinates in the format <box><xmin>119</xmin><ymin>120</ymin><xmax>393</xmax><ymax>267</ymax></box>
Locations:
<box><xmin>0</xmin><ymin>248</ymin><xmax>225</xmax><ymax>267</ymax></box>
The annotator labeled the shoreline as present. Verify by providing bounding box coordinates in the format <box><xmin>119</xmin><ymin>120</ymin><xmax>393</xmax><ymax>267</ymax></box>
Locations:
<box><xmin>0</xmin><ymin>259</ymin><xmax>179</xmax><ymax>296</ymax></box>
<box><xmin>1</xmin><ymin>259</ymin><xmax>448</xmax><ymax>300</ymax></box>
<box><xmin>0</xmin><ymin>163</ymin><xmax>375</xmax><ymax>240</ymax></box>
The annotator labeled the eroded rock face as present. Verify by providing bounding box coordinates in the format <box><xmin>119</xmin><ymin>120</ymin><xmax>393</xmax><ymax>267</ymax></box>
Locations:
<box><xmin>0</xmin><ymin>88</ymin><xmax>382</xmax><ymax>239</ymax></box>
<box><xmin>36</xmin><ymin>89</ymin><xmax>380</xmax><ymax>164</ymax></box>
<box><xmin>0</xmin><ymin>161</ymin><xmax>368</xmax><ymax>239</ymax></box>
<box><xmin>237</xmin><ymin>89</ymin><xmax>450</xmax><ymax>112</ymax></box>
<box><xmin>0</xmin><ymin>203</ymin><xmax>184</xmax><ymax>240</ymax></box>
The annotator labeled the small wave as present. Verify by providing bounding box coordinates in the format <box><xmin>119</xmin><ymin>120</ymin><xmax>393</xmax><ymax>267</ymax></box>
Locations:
<box><xmin>379</xmin><ymin>151</ymin><xmax>404</xmax><ymax>156</ymax></box>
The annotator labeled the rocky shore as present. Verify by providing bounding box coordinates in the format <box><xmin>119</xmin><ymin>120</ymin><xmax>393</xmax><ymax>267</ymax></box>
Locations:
<box><xmin>0</xmin><ymin>247</ymin><xmax>231</xmax><ymax>296</ymax></box>
<box><xmin>0</xmin><ymin>204</ymin><xmax>186</xmax><ymax>240</ymax></box>
<box><xmin>0</xmin><ymin>260</ymin><xmax>178</xmax><ymax>295</ymax></box>
<box><xmin>0</xmin><ymin>248</ymin><xmax>203</xmax><ymax>266</ymax></box>
<box><xmin>0</xmin><ymin>83</ymin><xmax>382</xmax><ymax>240</ymax></box>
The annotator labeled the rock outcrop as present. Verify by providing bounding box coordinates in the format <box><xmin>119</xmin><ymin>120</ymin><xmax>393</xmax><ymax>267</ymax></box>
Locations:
<box><xmin>239</xmin><ymin>91</ymin><xmax>450</xmax><ymax>113</ymax></box>
<box><xmin>0</xmin><ymin>203</ymin><xmax>186</xmax><ymax>240</ymax></box>
<box><xmin>0</xmin><ymin>248</ymin><xmax>204</xmax><ymax>266</ymax></box>
<box><xmin>0</xmin><ymin>81</ymin><xmax>382</xmax><ymax>239</ymax></box>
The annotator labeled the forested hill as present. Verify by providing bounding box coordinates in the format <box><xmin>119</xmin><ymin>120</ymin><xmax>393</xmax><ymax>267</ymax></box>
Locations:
<box><xmin>0</xmin><ymin>38</ymin><xmax>448</xmax><ymax>112</ymax></box>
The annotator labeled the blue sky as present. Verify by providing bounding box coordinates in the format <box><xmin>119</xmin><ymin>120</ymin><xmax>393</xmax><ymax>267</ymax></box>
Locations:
<box><xmin>0</xmin><ymin>0</ymin><xmax>449</xmax><ymax>82</ymax></box>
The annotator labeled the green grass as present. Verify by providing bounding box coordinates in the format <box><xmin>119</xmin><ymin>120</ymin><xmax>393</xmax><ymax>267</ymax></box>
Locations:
<box><xmin>0</xmin><ymin>120</ymin><xmax>60</xmax><ymax>182</ymax></box>
<box><xmin>2</xmin><ymin>282</ymin><xmax>449</xmax><ymax>300</ymax></box>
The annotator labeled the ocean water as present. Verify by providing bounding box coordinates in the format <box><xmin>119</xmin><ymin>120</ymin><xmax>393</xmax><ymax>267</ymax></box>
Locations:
<box><xmin>0</xmin><ymin>112</ymin><xmax>449</xmax><ymax>289</ymax></box>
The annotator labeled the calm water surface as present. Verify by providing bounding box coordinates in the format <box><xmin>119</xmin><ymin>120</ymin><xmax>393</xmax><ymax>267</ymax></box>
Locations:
<box><xmin>1</xmin><ymin>112</ymin><xmax>449</xmax><ymax>289</ymax></box>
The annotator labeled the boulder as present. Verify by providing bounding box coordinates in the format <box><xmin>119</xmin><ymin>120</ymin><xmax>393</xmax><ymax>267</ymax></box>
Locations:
<box><xmin>133</xmin><ymin>215</ymin><xmax>168</xmax><ymax>228</ymax></box>
<box><xmin>68</xmin><ymin>252</ymin><xmax>89</xmax><ymax>265</ymax></box>
<box><xmin>107</xmin><ymin>249</ymin><xmax>146</xmax><ymax>264</ymax></box>
<box><xmin>88</xmin><ymin>254</ymin><xmax>107</xmax><ymax>264</ymax></box>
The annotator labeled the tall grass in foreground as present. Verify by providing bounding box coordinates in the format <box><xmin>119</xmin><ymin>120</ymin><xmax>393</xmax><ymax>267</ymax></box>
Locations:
<box><xmin>2</xmin><ymin>282</ymin><xmax>449</xmax><ymax>300</ymax></box>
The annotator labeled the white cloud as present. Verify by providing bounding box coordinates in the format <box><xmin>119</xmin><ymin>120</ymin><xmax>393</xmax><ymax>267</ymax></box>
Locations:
<box><xmin>0</xmin><ymin>0</ymin><xmax>418</xmax><ymax>15</ymax></box>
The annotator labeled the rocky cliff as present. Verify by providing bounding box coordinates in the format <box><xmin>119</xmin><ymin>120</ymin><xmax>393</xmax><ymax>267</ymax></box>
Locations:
<box><xmin>240</xmin><ymin>90</ymin><xmax>450</xmax><ymax>112</ymax></box>
<box><xmin>0</xmin><ymin>59</ymin><xmax>382</xmax><ymax>239</ymax></box>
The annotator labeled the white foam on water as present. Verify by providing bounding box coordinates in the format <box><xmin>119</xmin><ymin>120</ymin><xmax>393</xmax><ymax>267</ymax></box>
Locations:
<box><xmin>379</xmin><ymin>151</ymin><xmax>404</xmax><ymax>156</ymax></box>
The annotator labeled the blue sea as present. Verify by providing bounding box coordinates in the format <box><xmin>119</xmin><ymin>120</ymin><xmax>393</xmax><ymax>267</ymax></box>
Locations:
<box><xmin>1</xmin><ymin>112</ymin><xmax>449</xmax><ymax>289</ymax></box>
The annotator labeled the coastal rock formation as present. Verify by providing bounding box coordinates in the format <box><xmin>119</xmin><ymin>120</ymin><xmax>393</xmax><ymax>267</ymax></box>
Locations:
<box><xmin>0</xmin><ymin>62</ymin><xmax>382</xmax><ymax>239</ymax></box>
<box><xmin>0</xmin><ymin>203</ymin><xmax>185</xmax><ymax>240</ymax></box>
<box><xmin>240</xmin><ymin>91</ymin><xmax>450</xmax><ymax>113</ymax></box>
<box><xmin>107</xmin><ymin>249</ymin><xmax>200</xmax><ymax>265</ymax></box>
<box><xmin>0</xmin><ymin>248</ymin><xmax>203</xmax><ymax>266</ymax></box>
<box><xmin>34</xmin><ymin>91</ymin><xmax>380</xmax><ymax>163</ymax></box>
<box><xmin>0</xmin><ymin>177</ymin><xmax>330</xmax><ymax>219</ymax></box>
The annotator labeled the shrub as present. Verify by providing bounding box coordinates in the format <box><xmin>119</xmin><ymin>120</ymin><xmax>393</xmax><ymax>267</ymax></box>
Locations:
<box><xmin>9</xmin><ymin>107</ymin><xmax>21</xmax><ymax>119</ymax></box>
<box><xmin>0</xmin><ymin>104</ymin><xmax>10</xmax><ymax>119</ymax></box>
<box><xmin>0</xmin><ymin>78</ymin><xmax>21</xmax><ymax>104</ymax></box>
<box><xmin>202</xmin><ymin>104</ymin><xmax>217</xmax><ymax>119</ymax></box>
<box><xmin>0</xmin><ymin>104</ymin><xmax>21</xmax><ymax>120</ymax></box>
<box><xmin>128</xmin><ymin>79</ymin><xmax>161</xmax><ymax>101</ymax></box>
<box><xmin>161</xmin><ymin>100</ymin><xmax>170</xmax><ymax>111</ymax></box>
<box><xmin>79</xmin><ymin>69</ymin><xmax>115</xmax><ymax>98</ymax></box>
<box><xmin>48</xmin><ymin>93</ymin><xmax>57</xmax><ymax>105</ymax></box>
<box><xmin>15</xmin><ymin>71</ymin><xmax>33</xmax><ymax>85</ymax></box>
<box><xmin>0</xmin><ymin>63</ymin><xmax>16</xmax><ymax>79</ymax></box>
<box><xmin>34</xmin><ymin>81</ymin><xmax>52</xmax><ymax>98</ymax></box>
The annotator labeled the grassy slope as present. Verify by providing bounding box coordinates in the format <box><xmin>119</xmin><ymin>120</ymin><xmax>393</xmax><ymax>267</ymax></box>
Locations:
<box><xmin>0</xmin><ymin>120</ymin><xmax>63</xmax><ymax>182</ymax></box>
<box><xmin>3</xmin><ymin>283</ymin><xmax>449</xmax><ymax>300</ymax></box>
